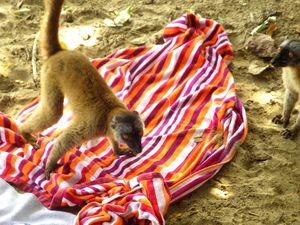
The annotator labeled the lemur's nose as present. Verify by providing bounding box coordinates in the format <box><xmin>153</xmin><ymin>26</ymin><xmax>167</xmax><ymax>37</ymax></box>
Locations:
<box><xmin>132</xmin><ymin>142</ymin><xmax>142</xmax><ymax>153</ymax></box>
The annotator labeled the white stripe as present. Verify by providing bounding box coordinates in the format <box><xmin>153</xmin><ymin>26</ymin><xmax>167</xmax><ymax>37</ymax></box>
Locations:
<box><xmin>24</xmin><ymin>146</ymin><xmax>34</xmax><ymax>159</ymax></box>
<box><xmin>103</xmin><ymin>212</ymin><xmax>119</xmax><ymax>225</ymax></box>
<box><xmin>107</xmin><ymin>66</ymin><xmax>126</xmax><ymax>88</ymax></box>
<box><xmin>61</xmin><ymin>196</ymin><xmax>77</xmax><ymax>207</ymax></box>
<box><xmin>226</xmin><ymin>114</ymin><xmax>245</xmax><ymax>147</ymax></box>
<box><xmin>171</xmin><ymin>117</ymin><xmax>244</xmax><ymax>201</ymax></box>
<box><xmin>105</xmin><ymin>58</ymin><xmax>131</xmax><ymax>71</ymax></box>
<box><xmin>160</xmin><ymin>136</ymin><xmax>195</xmax><ymax>178</ymax></box>
<box><xmin>114</xmin><ymin>42</ymin><xmax>223</xmax><ymax>177</ymax></box>
<box><xmin>170</xmin><ymin>169</ymin><xmax>217</xmax><ymax>195</ymax></box>
<box><xmin>112</xmin><ymin>134</ymin><xmax>168</xmax><ymax>177</ymax></box>
<box><xmin>40</xmin><ymin>141</ymin><xmax>54</xmax><ymax>166</ymax></box>
<box><xmin>153</xmin><ymin>178</ymin><xmax>167</xmax><ymax>217</ymax></box>
<box><xmin>132</xmin><ymin>37</ymin><xmax>179</xmax><ymax>112</ymax></box>
<box><xmin>226</xmin><ymin>111</ymin><xmax>237</xmax><ymax>141</ymax></box>
<box><xmin>106</xmin><ymin>48</ymin><xmax>127</xmax><ymax>58</ymax></box>
<box><xmin>0</xmin><ymin>152</ymin><xmax>7</xmax><ymax>172</ymax></box>
<box><xmin>28</xmin><ymin>165</ymin><xmax>40</xmax><ymax>180</ymax></box>
<box><xmin>137</xmin><ymin>204</ymin><xmax>160</xmax><ymax>225</ymax></box>
<box><xmin>165</xmin><ymin>23</ymin><xmax>187</xmax><ymax>30</ymax></box>
<box><xmin>34</xmin><ymin>172</ymin><xmax>44</xmax><ymax>185</ymax></box>
<box><xmin>144</xmin><ymin>45</ymin><xmax>218</xmax><ymax>139</ymax></box>
<box><xmin>0</xmin><ymin>127</ymin><xmax>6</xmax><ymax>145</ymax></box>
<box><xmin>136</xmin><ymin>40</ymin><xmax>187</xmax><ymax>113</ymax></box>
<box><xmin>10</xmin><ymin>157</ymin><xmax>22</xmax><ymax>177</ymax></box>
<box><xmin>76</xmin><ymin>187</ymin><xmax>94</xmax><ymax>195</ymax></box>
<box><xmin>212</xmin><ymin>34</ymin><xmax>230</xmax><ymax>50</ymax></box>
<box><xmin>200</xmin><ymin>17</ymin><xmax>206</xmax><ymax>28</ymax></box>
<box><xmin>129</xmin><ymin>44</ymin><xmax>162</xmax><ymax>77</ymax></box>
<box><xmin>204</xmin><ymin>20</ymin><xmax>218</xmax><ymax>41</ymax></box>
<box><xmin>16</xmin><ymin>103</ymin><xmax>39</xmax><ymax>122</ymax></box>
<box><xmin>171</xmin><ymin>171</ymin><xmax>219</xmax><ymax>203</ymax></box>
<box><xmin>12</xmin><ymin>147</ymin><xmax>23</xmax><ymax>156</ymax></box>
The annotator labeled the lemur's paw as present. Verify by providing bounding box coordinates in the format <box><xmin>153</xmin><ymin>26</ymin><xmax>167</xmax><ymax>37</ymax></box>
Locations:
<box><xmin>44</xmin><ymin>162</ymin><xmax>56</xmax><ymax>180</ymax></box>
<box><xmin>281</xmin><ymin>129</ymin><xmax>296</xmax><ymax>139</ymax></box>
<box><xmin>272</xmin><ymin>114</ymin><xmax>283</xmax><ymax>124</ymax></box>
<box><xmin>272</xmin><ymin>114</ymin><xmax>289</xmax><ymax>128</ymax></box>
<box><xmin>20</xmin><ymin>132</ymin><xmax>40</xmax><ymax>150</ymax></box>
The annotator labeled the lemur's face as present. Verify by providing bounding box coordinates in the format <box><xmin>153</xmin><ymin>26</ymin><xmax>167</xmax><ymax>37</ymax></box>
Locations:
<box><xmin>271</xmin><ymin>40</ymin><xmax>300</xmax><ymax>67</ymax></box>
<box><xmin>111</xmin><ymin>111</ymin><xmax>144</xmax><ymax>155</ymax></box>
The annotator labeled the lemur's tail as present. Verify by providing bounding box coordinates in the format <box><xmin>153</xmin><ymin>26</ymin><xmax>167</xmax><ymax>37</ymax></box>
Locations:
<box><xmin>40</xmin><ymin>0</ymin><xmax>64</xmax><ymax>59</ymax></box>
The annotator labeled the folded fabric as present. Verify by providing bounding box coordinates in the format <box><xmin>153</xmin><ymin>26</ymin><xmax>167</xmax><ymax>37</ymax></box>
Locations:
<box><xmin>0</xmin><ymin>178</ymin><xmax>76</xmax><ymax>225</ymax></box>
<box><xmin>0</xmin><ymin>13</ymin><xmax>247</xmax><ymax>225</ymax></box>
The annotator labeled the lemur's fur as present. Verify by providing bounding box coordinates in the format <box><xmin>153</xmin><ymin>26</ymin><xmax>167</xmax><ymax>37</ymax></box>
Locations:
<box><xmin>19</xmin><ymin>0</ymin><xmax>144</xmax><ymax>179</ymax></box>
<box><xmin>271</xmin><ymin>39</ymin><xmax>300</xmax><ymax>139</ymax></box>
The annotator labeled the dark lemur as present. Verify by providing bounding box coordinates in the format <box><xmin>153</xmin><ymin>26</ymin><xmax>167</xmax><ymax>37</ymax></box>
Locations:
<box><xmin>18</xmin><ymin>0</ymin><xmax>144</xmax><ymax>179</ymax></box>
<box><xmin>271</xmin><ymin>39</ymin><xmax>300</xmax><ymax>139</ymax></box>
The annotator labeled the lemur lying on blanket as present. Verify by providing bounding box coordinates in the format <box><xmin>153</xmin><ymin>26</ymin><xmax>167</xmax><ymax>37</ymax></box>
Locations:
<box><xmin>271</xmin><ymin>39</ymin><xmax>300</xmax><ymax>139</ymax></box>
<box><xmin>18</xmin><ymin>0</ymin><xmax>144</xmax><ymax>179</ymax></box>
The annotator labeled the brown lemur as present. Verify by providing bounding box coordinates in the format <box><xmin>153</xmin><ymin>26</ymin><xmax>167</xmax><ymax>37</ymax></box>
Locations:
<box><xmin>271</xmin><ymin>39</ymin><xmax>300</xmax><ymax>139</ymax></box>
<box><xmin>18</xmin><ymin>0</ymin><xmax>144</xmax><ymax>179</ymax></box>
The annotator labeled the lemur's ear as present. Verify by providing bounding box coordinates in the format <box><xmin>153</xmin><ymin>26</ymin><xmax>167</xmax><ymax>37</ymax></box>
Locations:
<box><xmin>111</xmin><ymin>120</ymin><xmax>116</xmax><ymax>129</ymax></box>
<box><xmin>133</xmin><ymin>110</ymin><xmax>139</xmax><ymax>115</ymax></box>
<box><xmin>111</xmin><ymin>115</ymin><xmax>122</xmax><ymax>129</ymax></box>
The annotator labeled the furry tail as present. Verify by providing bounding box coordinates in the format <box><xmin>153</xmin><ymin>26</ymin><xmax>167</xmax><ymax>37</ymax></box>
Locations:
<box><xmin>40</xmin><ymin>0</ymin><xmax>64</xmax><ymax>59</ymax></box>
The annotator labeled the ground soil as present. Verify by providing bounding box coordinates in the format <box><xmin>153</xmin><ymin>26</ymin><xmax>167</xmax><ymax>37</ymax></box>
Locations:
<box><xmin>0</xmin><ymin>0</ymin><xmax>299</xmax><ymax>224</ymax></box>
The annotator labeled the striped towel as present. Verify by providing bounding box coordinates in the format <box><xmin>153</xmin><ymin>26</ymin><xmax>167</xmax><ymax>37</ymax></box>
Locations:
<box><xmin>0</xmin><ymin>13</ymin><xmax>247</xmax><ymax>225</ymax></box>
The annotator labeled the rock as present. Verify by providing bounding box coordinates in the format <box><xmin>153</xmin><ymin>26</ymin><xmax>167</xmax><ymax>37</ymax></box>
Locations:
<box><xmin>248</xmin><ymin>60</ymin><xmax>270</xmax><ymax>75</ymax></box>
<box><xmin>262</xmin><ymin>10</ymin><xmax>282</xmax><ymax>22</ymax></box>
<box><xmin>0</xmin><ymin>75</ymin><xmax>15</xmax><ymax>93</ymax></box>
<box><xmin>295</xmin><ymin>24</ymin><xmax>300</xmax><ymax>34</ymax></box>
<box><xmin>149</xmin><ymin>30</ymin><xmax>164</xmax><ymax>44</ymax></box>
<box><xmin>130</xmin><ymin>37</ymin><xmax>147</xmax><ymax>46</ymax></box>
<box><xmin>143</xmin><ymin>0</ymin><xmax>154</xmax><ymax>4</ymax></box>
<box><xmin>13</xmin><ymin>8</ymin><xmax>31</xmax><ymax>18</ymax></box>
<box><xmin>0</xmin><ymin>12</ymin><xmax>6</xmax><ymax>20</ymax></box>
<box><xmin>61</xmin><ymin>11</ymin><xmax>74</xmax><ymax>23</ymax></box>
<box><xmin>245</xmin><ymin>33</ymin><xmax>278</xmax><ymax>58</ymax></box>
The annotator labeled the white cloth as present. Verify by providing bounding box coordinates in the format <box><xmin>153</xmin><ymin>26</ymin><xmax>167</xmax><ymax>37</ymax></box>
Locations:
<box><xmin>0</xmin><ymin>179</ymin><xmax>76</xmax><ymax>225</ymax></box>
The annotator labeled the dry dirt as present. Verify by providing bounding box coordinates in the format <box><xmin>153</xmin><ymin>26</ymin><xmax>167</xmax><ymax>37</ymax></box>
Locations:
<box><xmin>0</xmin><ymin>0</ymin><xmax>299</xmax><ymax>224</ymax></box>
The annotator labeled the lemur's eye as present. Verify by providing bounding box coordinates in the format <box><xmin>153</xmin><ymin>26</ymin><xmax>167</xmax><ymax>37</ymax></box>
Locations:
<box><xmin>288</xmin><ymin>51</ymin><xmax>294</xmax><ymax>58</ymax></box>
<box><xmin>138</xmin><ymin>131</ymin><xmax>143</xmax><ymax>137</ymax></box>
<box><xmin>122</xmin><ymin>134</ymin><xmax>129</xmax><ymax>140</ymax></box>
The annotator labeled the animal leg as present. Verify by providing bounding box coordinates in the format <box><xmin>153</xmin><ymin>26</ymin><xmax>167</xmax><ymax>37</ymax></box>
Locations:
<box><xmin>45</xmin><ymin>119</ymin><xmax>90</xmax><ymax>179</ymax></box>
<box><xmin>272</xmin><ymin>89</ymin><xmax>298</xmax><ymax>128</ymax></box>
<box><xmin>19</xmin><ymin>83</ymin><xmax>64</xmax><ymax>149</ymax></box>
<box><xmin>282</xmin><ymin>112</ymin><xmax>300</xmax><ymax>139</ymax></box>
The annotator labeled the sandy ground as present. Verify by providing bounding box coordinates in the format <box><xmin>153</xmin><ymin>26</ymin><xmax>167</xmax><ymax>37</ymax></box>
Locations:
<box><xmin>0</xmin><ymin>0</ymin><xmax>299</xmax><ymax>224</ymax></box>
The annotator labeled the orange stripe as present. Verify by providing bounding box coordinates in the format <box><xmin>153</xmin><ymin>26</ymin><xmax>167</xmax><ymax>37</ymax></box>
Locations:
<box><xmin>22</xmin><ymin>161</ymin><xmax>34</xmax><ymax>176</ymax></box>
<box><xmin>147</xmin><ymin>39</ymin><xmax>202</xmax><ymax>108</ymax></box>
<box><xmin>151</xmin><ymin>73</ymin><xmax>229</xmax><ymax>179</ymax></box>
<box><xmin>128</xmin><ymin>70</ymin><xmax>225</xmax><ymax>177</ymax></box>
<box><xmin>0</xmin><ymin>144</ymin><xmax>13</xmax><ymax>152</ymax></box>
<box><xmin>170</xmin><ymin>131</ymin><xmax>223</xmax><ymax>182</ymax></box>
<box><xmin>32</xmin><ymin>139</ymin><xmax>47</xmax><ymax>165</ymax></box>
<box><xmin>170</xmin><ymin>147</ymin><xmax>238</xmax><ymax>190</ymax></box>
<box><xmin>118</xmin><ymin>47</ymin><xmax>150</xmax><ymax>61</ymax></box>
<box><xmin>129</xmin><ymin>53</ymin><xmax>174</xmax><ymax>110</ymax></box>
<box><xmin>7</xmin><ymin>129</ymin><xmax>15</xmax><ymax>144</ymax></box>
<box><xmin>162</xmin><ymin>183</ymin><xmax>170</xmax><ymax>214</ymax></box>
<box><xmin>8</xmin><ymin>155</ymin><xmax>17</xmax><ymax>176</ymax></box>
<box><xmin>0</xmin><ymin>115</ymin><xmax>4</xmax><ymax>127</ymax></box>
<box><xmin>167</xmin><ymin>137</ymin><xmax>208</xmax><ymax>182</ymax></box>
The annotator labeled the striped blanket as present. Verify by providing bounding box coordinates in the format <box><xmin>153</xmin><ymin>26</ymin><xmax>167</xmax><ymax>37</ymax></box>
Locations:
<box><xmin>0</xmin><ymin>13</ymin><xmax>247</xmax><ymax>225</ymax></box>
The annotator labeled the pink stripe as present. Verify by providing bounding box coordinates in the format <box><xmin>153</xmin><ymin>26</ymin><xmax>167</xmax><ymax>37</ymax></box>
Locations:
<box><xmin>171</xmin><ymin>171</ymin><xmax>215</xmax><ymax>201</ymax></box>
